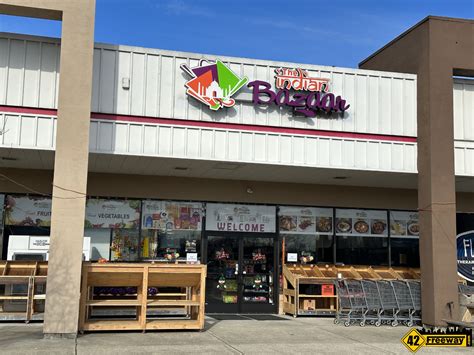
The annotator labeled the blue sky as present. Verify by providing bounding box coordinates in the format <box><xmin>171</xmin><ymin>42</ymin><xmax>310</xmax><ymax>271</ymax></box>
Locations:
<box><xmin>0</xmin><ymin>0</ymin><xmax>472</xmax><ymax>68</ymax></box>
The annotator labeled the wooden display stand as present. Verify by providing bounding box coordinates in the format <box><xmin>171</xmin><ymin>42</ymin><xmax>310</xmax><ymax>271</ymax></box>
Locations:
<box><xmin>79</xmin><ymin>262</ymin><xmax>206</xmax><ymax>332</ymax></box>
<box><xmin>0</xmin><ymin>261</ymin><xmax>48</xmax><ymax>322</ymax></box>
<box><xmin>282</xmin><ymin>264</ymin><xmax>422</xmax><ymax>317</ymax></box>
<box><xmin>283</xmin><ymin>264</ymin><xmax>338</xmax><ymax>317</ymax></box>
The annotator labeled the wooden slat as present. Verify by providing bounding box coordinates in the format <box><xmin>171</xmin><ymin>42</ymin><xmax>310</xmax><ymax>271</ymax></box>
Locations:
<box><xmin>147</xmin><ymin>300</ymin><xmax>200</xmax><ymax>306</ymax></box>
<box><xmin>86</xmin><ymin>300</ymin><xmax>141</xmax><ymax>307</ymax></box>
<box><xmin>82</xmin><ymin>320</ymin><xmax>142</xmax><ymax>331</ymax></box>
<box><xmin>146</xmin><ymin>320</ymin><xmax>201</xmax><ymax>330</ymax></box>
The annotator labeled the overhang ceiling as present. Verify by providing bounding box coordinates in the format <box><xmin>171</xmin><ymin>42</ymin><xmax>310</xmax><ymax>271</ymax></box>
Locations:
<box><xmin>0</xmin><ymin>148</ymin><xmax>473</xmax><ymax>193</ymax></box>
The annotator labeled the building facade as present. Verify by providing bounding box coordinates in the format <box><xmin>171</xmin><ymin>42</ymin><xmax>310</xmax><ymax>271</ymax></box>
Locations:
<box><xmin>0</xmin><ymin>4</ymin><xmax>473</xmax><ymax>334</ymax></box>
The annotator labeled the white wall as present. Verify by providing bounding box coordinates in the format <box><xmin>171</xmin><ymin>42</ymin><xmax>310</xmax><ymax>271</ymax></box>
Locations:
<box><xmin>0</xmin><ymin>33</ymin><xmax>417</xmax><ymax>138</ymax></box>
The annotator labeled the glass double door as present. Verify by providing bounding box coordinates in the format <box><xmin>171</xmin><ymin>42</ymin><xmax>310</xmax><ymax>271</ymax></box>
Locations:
<box><xmin>204</xmin><ymin>233</ymin><xmax>278</xmax><ymax>314</ymax></box>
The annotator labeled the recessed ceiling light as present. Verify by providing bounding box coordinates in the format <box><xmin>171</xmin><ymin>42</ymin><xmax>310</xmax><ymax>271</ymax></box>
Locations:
<box><xmin>214</xmin><ymin>162</ymin><xmax>241</xmax><ymax>170</ymax></box>
<box><xmin>174</xmin><ymin>167</ymin><xmax>189</xmax><ymax>171</ymax></box>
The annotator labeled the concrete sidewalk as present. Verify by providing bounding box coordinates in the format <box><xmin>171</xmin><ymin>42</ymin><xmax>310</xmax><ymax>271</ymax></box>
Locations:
<box><xmin>0</xmin><ymin>315</ymin><xmax>471</xmax><ymax>354</ymax></box>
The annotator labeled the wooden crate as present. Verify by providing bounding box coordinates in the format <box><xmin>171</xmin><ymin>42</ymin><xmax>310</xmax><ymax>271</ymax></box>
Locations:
<box><xmin>282</xmin><ymin>264</ymin><xmax>337</xmax><ymax>317</ymax></box>
<box><xmin>79</xmin><ymin>262</ymin><xmax>207</xmax><ymax>332</ymax></box>
<box><xmin>0</xmin><ymin>261</ymin><xmax>48</xmax><ymax>322</ymax></box>
<box><xmin>282</xmin><ymin>264</ymin><xmax>424</xmax><ymax>317</ymax></box>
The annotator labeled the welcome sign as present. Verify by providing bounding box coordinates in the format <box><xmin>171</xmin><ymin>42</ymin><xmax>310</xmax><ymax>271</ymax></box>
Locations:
<box><xmin>206</xmin><ymin>203</ymin><xmax>276</xmax><ymax>233</ymax></box>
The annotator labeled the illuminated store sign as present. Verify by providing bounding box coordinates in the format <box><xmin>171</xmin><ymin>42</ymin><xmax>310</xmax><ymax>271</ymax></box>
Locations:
<box><xmin>181</xmin><ymin>59</ymin><xmax>350</xmax><ymax>118</ymax></box>
<box><xmin>248</xmin><ymin>67</ymin><xmax>350</xmax><ymax>118</ymax></box>
<box><xmin>181</xmin><ymin>59</ymin><xmax>248</xmax><ymax>111</ymax></box>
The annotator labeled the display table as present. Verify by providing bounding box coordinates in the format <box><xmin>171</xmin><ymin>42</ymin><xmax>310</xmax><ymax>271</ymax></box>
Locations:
<box><xmin>79</xmin><ymin>262</ymin><xmax>206</xmax><ymax>332</ymax></box>
<box><xmin>282</xmin><ymin>264</ymin><xmax>421</xmax><ymax>317</ymax></box>
<box><xmin>0</xmin><ymin>261</ymin><xmax>48</xmax><ymax>322</ymax></box>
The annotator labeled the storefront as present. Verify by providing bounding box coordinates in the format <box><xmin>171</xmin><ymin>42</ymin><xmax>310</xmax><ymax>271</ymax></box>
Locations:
<box><xmin>0</xmin><ymin>192</ymin><xmax>426</xmax><ymax>313</ymax></box>
<box><xmin>0</xmin><ymin>15</ymin><xmax>473</xmax><ymax>329</ymax></box>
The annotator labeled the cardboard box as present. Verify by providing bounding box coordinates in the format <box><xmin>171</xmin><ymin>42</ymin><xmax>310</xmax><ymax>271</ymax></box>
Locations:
<box><xmin>303</xmin><ymin>299</ymin><xmax>316</xmax><ymax>310</ymax></box>
<box><xmin>321</xmin><ymin>284</ymin><xmax>334</xmax><ymax>296</ymax></box>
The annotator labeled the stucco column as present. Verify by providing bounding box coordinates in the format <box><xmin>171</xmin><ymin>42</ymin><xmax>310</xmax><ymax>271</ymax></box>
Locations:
<box><xmin>44</xmin><ymin>6</ymin><xmax>96</xmax><ymax>336</ymax></box>
<box><xmin>0</xmin><ymin>0</ymin><xmax>96</xmax><ymax>336</ymax></box>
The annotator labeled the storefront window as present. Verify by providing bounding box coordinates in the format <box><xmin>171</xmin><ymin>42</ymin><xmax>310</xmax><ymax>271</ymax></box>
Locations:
<box><xmin>140</xmin><ymin>200</ymin><xmax>203</xmax><ymax>261</ymax></box>
<box><xmin>84</xmin><ymin>199</ymin><xmax>141</xmax><ymax>261</ymax></box>
<box><xmin>2</xmin><ymin>195</ymin><xmax>52</xmax><ymax>260</ymax></box>
<box><xmin>389</xmin><ymin>211</ymin><xmax>419</xmax><ymax>267</ymax></box>
<box><xmin>335</xmin><ymin>208</ymin><xmax>389</xmax><ymax>265</ymax></box>
<box><xmin>279</xmin><ymin>206</ymin><xmax>334</xmax><ymax>264</ymax></box>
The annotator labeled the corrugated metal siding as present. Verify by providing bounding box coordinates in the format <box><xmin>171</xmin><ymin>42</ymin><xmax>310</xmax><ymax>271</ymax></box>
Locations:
<box><xmin>0</xmin><ymin>111</ymin><xmax>56</xmax><ymax>149</ymax></box>
<box><xmin>88</xmin><ymin>119</ymin><xmax>418</xmax><ymax>173</ymax></box>
<box><xmin>0</xmin><ymin>111</ymin><xmax>417</xmax><ymax>174</ymax></box>
<box><xmin>0</xmin><ymin>33</ymin><xmax>417</xmax><ymax>137</ymax></box>
<box><xmin>453</xmin><ymin>79</ymin><xmax>474</xmax><ymax>176</ymax></box>
<box><xmin>453</xmin><ymin>79</ymin><xmax>474</xmax><ymax>141</ymax></box>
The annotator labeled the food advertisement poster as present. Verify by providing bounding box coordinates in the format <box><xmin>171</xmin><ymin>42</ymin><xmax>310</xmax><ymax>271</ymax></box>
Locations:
<box><xmin>335</xmin><ymin>209</ymin><xmax>388</xmax><ymax>237</ymax></box>
<box><xmin>4</xmin><ymin>195</ymin><xmax>52</xmax><ymax>227</ymax></box>
<box><xmin>85</xmin><ymin>199</ymin><xmax>140</xmax><ymax>229</ymax></box>
<box><xmin>279</xmin><ymin>206</ymin><xmax>333</xmax><ymax>235</ymax></box>
<box><xmin>206</xmin><ymin>203</ymin><xmax>276</xmax><ymax>233</ymax></box>
<box><xmin>389</xmin><ymin>211</ymin><xmax>419</xmax><ymax>238</ymax></box>
<box><xmin>142</xmin><ymin>200</ymin><xmax>202</xmax><ymax>231</ymax></box>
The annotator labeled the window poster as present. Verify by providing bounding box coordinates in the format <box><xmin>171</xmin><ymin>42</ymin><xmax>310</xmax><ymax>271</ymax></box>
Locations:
<box><xmin>85</xmin><ymin>199</ymin><xmax>140</xmax><ymax>229</ymax></box>
<box><xmin>142</xmin><ymin>200</ymin><xmax>203</xmax><ymax>231</ymax></box>
<box><xmin>4</xmin><ymin>195</ymin><xmax>52</xmax><ymax>227</ymax></box>
<box><xmin>389</xmin><ymin>211</ymin><xmax>419</xmax><ymax>238</ymax></box>
<box><xmin>335</xmin><ymin>209</ymin><xmax>388</xmax><ymax>237</ymax></box>
<box><xmin>279</xmin><ymin>206</ymin><xmax>333</xmax><ymax>235</ymax></box>
<box><xmin>206</xmin><ymin>203</ymin><xmax>276</xmax><ymax>233</ymax></box>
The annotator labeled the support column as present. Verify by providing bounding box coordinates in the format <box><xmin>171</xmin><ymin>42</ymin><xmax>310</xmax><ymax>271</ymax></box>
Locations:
<box><xmin>417</xmin><ymin>66</ymin><xmax>459</xmax><ymax>326</ymax></box>
<box><xmin>359</xmin><ymin>17</ymin><xmax>474</xmax><ymax>326</ymax></box>
<box><xmin>0</xmin><ymin>0</ymin><xmax>96</xmax><ymax>336</ymax></box>
<box><xmin>43</xmin><ymin>3</ymin><xmax>96</xmax><ymax>336</ymax></box>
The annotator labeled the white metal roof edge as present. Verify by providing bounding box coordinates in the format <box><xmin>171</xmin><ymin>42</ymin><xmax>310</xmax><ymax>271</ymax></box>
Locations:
<box><xmin>0</xmin><ymin>32</ymin><xmax>418</xmax><ymax>81</ymax></box>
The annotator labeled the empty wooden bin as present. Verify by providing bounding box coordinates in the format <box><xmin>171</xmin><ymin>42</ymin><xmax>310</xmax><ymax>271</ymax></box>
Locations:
<box><xmin>79</xmin><ymin>262</ymin><xmax>206</xmax><ymax>332</ymax></box>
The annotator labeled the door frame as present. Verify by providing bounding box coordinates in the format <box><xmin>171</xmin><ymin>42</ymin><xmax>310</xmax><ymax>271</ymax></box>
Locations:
<box><xmin>202</xmin><ymin>231</ymin><xmax>280</xmax><ymax>314</ymax></box>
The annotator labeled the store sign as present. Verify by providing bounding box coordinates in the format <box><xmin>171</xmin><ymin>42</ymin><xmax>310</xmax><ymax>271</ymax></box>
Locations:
<box><xmin>335</xmin><ymin>209</ymin><xmax>388</xmax><ymax>237</ymax></box>
<box><xmin>389</xmin><ymin>211</ymin><xmax>419</xmax><ymax>238</ymax></box>
<box><xmin>279</xmin><ymin>206</ymin><xmax>333</xmax><ymax>235</ymax></box>
<box><xmin>181</xmin><ymin>59</ymin><xmax>248</xmax><ymax>111</ymax></box>
<box><xmin>457</xmin><ymin>213</ymin><xmax>474</xmax><ymax>282</ymax></box>
<box><xmin>85</xmin><ymin>199</ymin><xmax>140</xmax><ymax>229</ymax></box>
<box><xmin>287</xmin><ymin>253</ymin><xmax>298</xmax><ymax>262</ymax></box>
<box><xmin>206</xmin><ymin>203</ymin><xmax>276</xmax><ymax>233</ymax></box>
<box><xmin>29</xmin><ymin>236</ymin><xmax>50</xmax><ymax>250</ymax></box>
<box><xmin>4</xmin><ymin>195</ymin><xmax>52</xmax><ymax>227</ymax></box>
<box><xmin>248</xmin><ymin>67</ymin><xmax>350</xmax><ymax>118</ymax></box>
<box><xmin>457</xmin><ymin>231</ymin><xmax>474</xmax><ymax>282</ymax></box>
<box><xmin>142</xmin><ymin>200</ymin><xmax>202</xmax><ymax>231</ymax></box>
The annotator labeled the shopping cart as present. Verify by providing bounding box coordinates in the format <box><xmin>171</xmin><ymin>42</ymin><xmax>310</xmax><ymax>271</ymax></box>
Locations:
<box><xmin>334</xmin><ymin>279</ymin><xmax>350</xmax><ymax>325</ymax></box>
<box><xmin>376</xmin><ymin>280</ymin><xmax>399</xmax><ymax>326</ymax></box>
<box><xmin>344</xmin><ymin>279</ymin><xmax>366</xmax><ymax>326</ymax></box>
<box><xmin>361</xmin><ymin>280</ymin><xmax>383</xmax><ymax>326</ymax></box>
<box><xmin>407</xmin><ymin>280</ymin><xmax>422</xmax><ymax>325</ymax></box>
<box><xmin>391</xmin><ymin>280</ymin><xmax>415</xmax><ymax>326</ymax></box>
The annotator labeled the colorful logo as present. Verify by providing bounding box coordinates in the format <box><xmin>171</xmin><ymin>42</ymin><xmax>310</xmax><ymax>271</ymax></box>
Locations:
<box><xmin>181</xmin><ymin>59</ymin><xmax>248</xmax><ymax>111</ymax></box>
